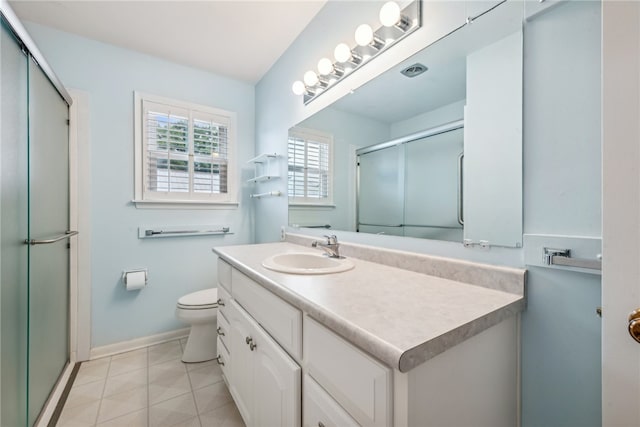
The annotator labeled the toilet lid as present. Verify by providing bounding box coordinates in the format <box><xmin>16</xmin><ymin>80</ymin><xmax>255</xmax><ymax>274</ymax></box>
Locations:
<box><xmin>177</xmin><ymin>288</ymin><xmax>218</xmax><ymax>309</ymax></box>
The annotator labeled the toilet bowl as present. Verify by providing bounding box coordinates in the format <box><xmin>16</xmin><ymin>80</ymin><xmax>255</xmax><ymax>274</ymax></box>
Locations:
<box><xmin>175</xmin><ymin>288</ymin><xmax>218</xmax><ymax>363</ymax></box>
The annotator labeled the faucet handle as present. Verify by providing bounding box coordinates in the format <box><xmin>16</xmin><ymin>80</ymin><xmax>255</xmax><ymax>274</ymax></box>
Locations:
<box><xmin>324</xmin><ymin>235</ymin><xmax>338</xmax><ymax>244</ymax></box>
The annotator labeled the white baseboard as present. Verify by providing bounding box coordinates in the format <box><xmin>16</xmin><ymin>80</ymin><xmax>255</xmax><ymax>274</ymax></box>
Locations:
<box><xmin>90</xmin><ymin>328</ymin><xmax>190</xmax><ymax>360</ymax></box>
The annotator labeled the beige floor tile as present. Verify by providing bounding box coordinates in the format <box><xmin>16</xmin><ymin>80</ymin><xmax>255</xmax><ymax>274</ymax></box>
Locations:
<box><xmin>149</xmin><ymin>358</ymin><xmax>187</xmax><ymax>382</ymax></box>
<box><xmin>109</xmin><ymin>351</ymin><xmax>148</xmax><ymax>377</ymax></box>
<box><xmin>57</xmin><ymin>399</ymin><xmax>101</xmax><ymax>427</ymax></box>
<box><xmin>96</xmin><ymin>385</ymin><xmax>148</xmax><ymax>424</ymax></box>
<box><xmin>149</xmin><ymin>340</ymin><xmax>183</xmax><ymax>366</ymax></box>
<box><xmin>96</xmin><ymin>408</ymin><xmax>147</xmax><ymax>427</ymax></box>
<box><xmin>193</xmin><ymin>382</ymin><xmax>233</xmax><ymax>415</ymax></box>
<box><xmin>64</xmin><ymin>378</ymin><xmax>105</xmax><ymax>410</ymax></box>
<box><xmin>149</xmin><ymin>371</ymin><xmax>192</xmax><ymax>405</ymax></box>
<box><xmin>187</xmin><ymin>362</ymin><xmax>224</xmax><ymax>391</ymax></box>
<box><xmin>74</xmin><ymin>358</ymin><xmax>111</xmax><ymax>386</ymax></box>
<box><xmin>199</xmin><ymin>402</ymin><xmax>245</xmax><ymax>427</ymax></box>
<box><xmin>103</xmin><ymin>366</ymin><xmax>147</xmax><ymax>398</ymax></box>
<box><xmin>149</xmin><ymin>393</ymin><xmax>198</xmax><ymax>427</ymax></box>
<box><xmin>172</xmin><ymin>416</ymin><xmax>202</xmax><ymax>427</ymax></box>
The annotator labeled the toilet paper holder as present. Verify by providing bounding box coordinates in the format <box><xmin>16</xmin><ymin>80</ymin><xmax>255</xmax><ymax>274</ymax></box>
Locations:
<box><xmin>122</xmin><ymin>269</ymin><xmax>148</xmax><ymax>289</ymax></box>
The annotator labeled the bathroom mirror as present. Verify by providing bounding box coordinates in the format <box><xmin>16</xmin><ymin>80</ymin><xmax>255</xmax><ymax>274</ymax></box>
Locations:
<box><xmin>288</xmin><ymin>2</ymin><xmax>524</xmax><ymax>248</ymax></box>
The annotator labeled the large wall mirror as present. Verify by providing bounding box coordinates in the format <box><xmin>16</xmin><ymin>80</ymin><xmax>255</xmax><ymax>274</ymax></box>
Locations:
<box><xmin>288</xmin><ymin>2</ymin><xmax>524</xmax><ymax>248</ymax></box>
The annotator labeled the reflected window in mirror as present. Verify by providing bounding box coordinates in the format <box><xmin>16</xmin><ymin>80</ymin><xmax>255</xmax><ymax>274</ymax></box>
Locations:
<box><xmin>288</xmin><ymin>128</ymin><xmax>333</xmax><ymax>206</ymax></box>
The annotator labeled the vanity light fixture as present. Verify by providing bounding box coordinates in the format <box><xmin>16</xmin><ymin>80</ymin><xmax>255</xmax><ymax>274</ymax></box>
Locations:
<box><xmin>292</xmin><ymin>0</ymin><xmax>421</xmax><ymax>103</ymax></box>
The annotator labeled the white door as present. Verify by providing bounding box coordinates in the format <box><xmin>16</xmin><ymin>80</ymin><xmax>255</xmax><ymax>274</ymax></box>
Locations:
<box><xmin>601</xmin><ymin>1</ymin><xmax>640</xmax><ymax>425</ymax></box>
<box><xmin>253</xmin><ymin>321</ymin><xmax>301</xmax><ymax>427</ymax></box>
<box><xmin>228</xmin><ymin>301</ymin><xmax>254</xmax><ymax>426</ymax></box>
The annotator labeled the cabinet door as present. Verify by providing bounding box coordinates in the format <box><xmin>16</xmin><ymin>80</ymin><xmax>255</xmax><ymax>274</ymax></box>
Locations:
<box><xmin>253</xmin><ymin>318</ymin><xmax>301</xmax><ymax>427</ymax></box>
<box><xmin>228</xmin><ymin>301</ymin><xmax>254</xmax><ymax>426</ymax></box>
<box><xmin>232</xmin><ymin>301</ymin><xmax>301</xmax><ymax>427</ymax></box>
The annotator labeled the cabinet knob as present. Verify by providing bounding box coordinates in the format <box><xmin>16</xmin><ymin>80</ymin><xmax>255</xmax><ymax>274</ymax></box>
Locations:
<box><xmin>217</xmin><ymin>326</ymin><xmax>225</xmax><ymax>336</ymax></box>
<box><xmin>217</xmin><ymin>298</ymin><xmax>225</xmax><ymax>307</ymax></box>
<box><xmin>215</xmin><ymin>355</ymin><xmax>225</xmax><ymax>366</ymax></box>
<box><xmin>318</xmin><ymin>422</ymin><xmax>326</xmax><ymax>427</ymax></box>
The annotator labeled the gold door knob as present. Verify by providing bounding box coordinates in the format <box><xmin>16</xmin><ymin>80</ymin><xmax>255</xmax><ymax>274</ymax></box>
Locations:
<box><xmin>628</xmin><ymin>309</ymin><xmax>640</xmax><ymax>343</ymax></box>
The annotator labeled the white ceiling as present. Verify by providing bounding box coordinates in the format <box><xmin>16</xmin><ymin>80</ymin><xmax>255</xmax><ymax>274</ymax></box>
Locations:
<box><xmin>9</xmin><ymin>0</ymin><xmax>327</xmax><ymax>84</ymax></box>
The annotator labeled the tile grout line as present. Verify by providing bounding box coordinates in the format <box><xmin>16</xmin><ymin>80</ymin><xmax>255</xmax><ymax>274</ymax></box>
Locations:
<box><xmin>93</xmin><ymin>356</ymin><xmax>113</xmax><ymax>427</ymax></box>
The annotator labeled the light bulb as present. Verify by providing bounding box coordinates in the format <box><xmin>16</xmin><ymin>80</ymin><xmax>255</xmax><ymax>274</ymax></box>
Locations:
<box><xmin>334</xmin><ymin>43</ymin><xmax>352</xmax><ymax>63</ymax></box>
<box><xmin>380</xmin><ymin>1</ymin><xmax>401</xmax><ymax>27</ymax></box>
<box><xmin>292</xmin><ymin>80</ymin><xmax>305</xmax><ymax>96</ymax></box>
<box><xmin>303</xmin><ymin>70</ymin><xmax>319</xmax><ymax>86</ymax></box>
<box><xmin>355</xmin><ymin>24</ymin><xmax>374</xmax><ymax>47</ymax></box>
<box><xmin>317</xmin><ymin>58</ymin><xmax>334</xmax><ymax>76</ymax></box>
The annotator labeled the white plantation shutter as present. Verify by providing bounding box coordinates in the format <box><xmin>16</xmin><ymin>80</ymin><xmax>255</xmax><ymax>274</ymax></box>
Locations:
<box><xmin>138</xmin><ymin>95</ymin><xmax>235</xmax><ymax>204</ymax></box>
<box><xmin>288</xmin><ymin>128</ymin><xmax>333</xmax><ymax>204</ymax></box>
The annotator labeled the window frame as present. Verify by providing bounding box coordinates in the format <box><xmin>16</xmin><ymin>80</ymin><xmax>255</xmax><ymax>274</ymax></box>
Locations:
<box><xmin>287</xmin><ymin>127</ymin><xmax>334</xmax><ymax>207</ymax></box>
<box><xmin>133</xmin><ymin>91</ymin><xmax>237</xmax><ymax>208</ymax></box>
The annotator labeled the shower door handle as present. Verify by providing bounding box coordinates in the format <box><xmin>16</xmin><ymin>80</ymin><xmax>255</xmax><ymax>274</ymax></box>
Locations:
<box><xmin>25</xmin><ymin>230</ymin><xmax>78</xmax><ymax>245</ymax></box>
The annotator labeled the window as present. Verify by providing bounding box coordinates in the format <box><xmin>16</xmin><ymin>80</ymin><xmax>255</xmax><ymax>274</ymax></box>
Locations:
<box><xmin>134</xmin><ymin>92</ymin><xmax>236</xmax><ymax>207</ymax></box>
<box><xmin>288</xmin><ymin>128</ymin><xmax>333</xmax><ymax>205</ymax></box>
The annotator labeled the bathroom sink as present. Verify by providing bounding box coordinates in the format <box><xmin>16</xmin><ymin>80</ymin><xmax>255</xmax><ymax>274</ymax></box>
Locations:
<box><xmin>262</xmin><ymin>252</ymin><xmax>354</xmax><ymax>275</ymax></box>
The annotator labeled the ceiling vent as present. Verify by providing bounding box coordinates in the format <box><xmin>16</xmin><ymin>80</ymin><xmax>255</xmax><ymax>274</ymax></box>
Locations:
<box><xmin>401</xmin><ymin>63</ymin><xmax>428</xmax><ymax>78</ymax></box>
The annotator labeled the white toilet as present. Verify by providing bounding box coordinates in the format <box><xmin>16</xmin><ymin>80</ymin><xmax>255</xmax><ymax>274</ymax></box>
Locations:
<box><xmin>175</xmin><ymin>288</ymin><xmax>218</xmax><ymax>363</ymax></box>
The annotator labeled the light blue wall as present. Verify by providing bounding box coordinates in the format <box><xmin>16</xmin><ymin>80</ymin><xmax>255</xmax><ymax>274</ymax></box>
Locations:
<box><xmin>24</xmin><ymin>22</ymin><xmax>256</xmax><ymax>347</ymax></box>
<box><xmin>256</xmin><ymin>1</ymin><xmax>602</xmax><ymax>427</ymax></box>
<box><xmin>521</xmin><ymin>1</ymin><xmax>602</xmax><ymax>425</ymax></box>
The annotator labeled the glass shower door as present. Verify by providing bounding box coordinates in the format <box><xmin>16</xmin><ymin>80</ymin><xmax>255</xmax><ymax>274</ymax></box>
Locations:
<box><xmin>27</xmin><ymin>57</ymin><xmax>70</xmax><ymax>425</ymax></box>
<box><xmin>1</xmin><ymin>16</ymin><xmax>29</xmax><ymax>427</ymax></box>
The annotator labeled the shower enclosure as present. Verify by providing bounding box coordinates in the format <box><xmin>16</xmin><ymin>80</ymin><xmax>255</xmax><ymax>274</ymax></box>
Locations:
<box><xmin>1</xmin><ymin>7</ymin><xmax>74</xmax><ymax>426</ymax></box>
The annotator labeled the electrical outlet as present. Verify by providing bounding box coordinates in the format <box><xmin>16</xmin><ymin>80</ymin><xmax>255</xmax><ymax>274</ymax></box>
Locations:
<box><xmin>280</xmin><ymin>226</ymin><xmax>286</xmax><ymax>241</ymax></box>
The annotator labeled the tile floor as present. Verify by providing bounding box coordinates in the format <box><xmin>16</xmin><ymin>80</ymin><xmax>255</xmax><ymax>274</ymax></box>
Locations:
<box><xmin>56</xmin><ymin>338</ymin><xmax>245</xmax><ymax>427</ymax></box>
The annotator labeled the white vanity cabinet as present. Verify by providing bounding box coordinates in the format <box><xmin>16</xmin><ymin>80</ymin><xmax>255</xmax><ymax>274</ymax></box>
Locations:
<box><xmin>215</xmin><ymin>249</ymin><xmax>522</xmax><ymax>427</ymax></box>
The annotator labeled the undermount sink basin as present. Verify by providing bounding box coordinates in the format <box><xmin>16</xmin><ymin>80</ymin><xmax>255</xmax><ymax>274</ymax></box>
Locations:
<box><xmin>262</xmin><ymin>252</ymin><xmax>354</xmax><ymax>275</ymax></box>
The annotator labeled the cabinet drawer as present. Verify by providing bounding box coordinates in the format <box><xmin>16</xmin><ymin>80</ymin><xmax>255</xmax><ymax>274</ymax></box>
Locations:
<box><xmin>217</xmin><ymin>285</ymin><xmax>231</xmax><ymax>320</ymax></box>
<box><xmin>217</xmin><ymin>311</ymin><xmax>230</xmax><ymax>350</ymax></box>
<box><xmin>217</xmin><ymin>336</ymin><xmax>230</xmax><ymax>384</ymax></box>
<box><xmin>217</xmin><ymin>258</ymin><xmax>232</xmax><ymax>292</ymax></box>
<box><xmin>305</xmin><ymin>317</ymin><xmax>391</xmax><ymax>427</ymax></box>
<box><xmin>304</xmin><ymin>374</ymin><xmax>360</xmax><ymax>427</ymax></box>
<box><xmin>232</xmin><ymin>269</ymin><xmax>302</xmax><ymax>360</ymax></box>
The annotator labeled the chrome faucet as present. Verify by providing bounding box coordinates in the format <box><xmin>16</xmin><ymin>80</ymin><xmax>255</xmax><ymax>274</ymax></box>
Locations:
<box><xmin>312</xmin><ymin>235</ymin><xmax>341</xmax><ymax>258</ymax></box>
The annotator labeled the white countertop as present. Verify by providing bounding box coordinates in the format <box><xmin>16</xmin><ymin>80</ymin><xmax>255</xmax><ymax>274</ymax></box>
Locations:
<box><xmin>213</xmin><ymin>241</ymin><xmax>525</xmax><ymax>372</ymax></box>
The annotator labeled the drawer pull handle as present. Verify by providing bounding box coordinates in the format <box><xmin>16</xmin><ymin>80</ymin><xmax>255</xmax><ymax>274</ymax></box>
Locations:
<box><xmin>318</xmin><ymin>423</ymin><xmax>325</xmax><ymax>427</ymax></box>
<box><xmin>246</xmin><ymin>336</ymin><xmax>253</xmax><ymax>345</ymax></box>
<box><xmin>217</xmin><ymin>327</ymin><xmax>225</xmax><ymax>336</ymax></box>
<box><xmin>215</xmin><ymin>355</ymin><xmax>225</xmax><ymax>366</ymax></box>
<box><xmin>249</xmin><ymin>341</ymin><xmax>257</xmax><ymax>351</ymax></box>
<box><xmin>217</xmin><ymin>298</ymin><xmax>225</xmax><ymax>307</ymax></box>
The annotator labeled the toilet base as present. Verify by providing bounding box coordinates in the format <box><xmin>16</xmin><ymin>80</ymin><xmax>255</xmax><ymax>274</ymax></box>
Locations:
<box><xmin>181</xmin><ymin>322</ymin><xmax>218</xmax><ymax>363</ymax></box>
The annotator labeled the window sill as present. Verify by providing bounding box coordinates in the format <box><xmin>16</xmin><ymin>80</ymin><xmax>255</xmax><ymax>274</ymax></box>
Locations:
<box><xmin>288</xmin><ymin>203</ymin><xmax>336</xmax><ymax>209</ymax></box>
<box><xmin>131</xmin><ymin>199</ymin><xmax>239</xmax><ymax>210</ymax></box>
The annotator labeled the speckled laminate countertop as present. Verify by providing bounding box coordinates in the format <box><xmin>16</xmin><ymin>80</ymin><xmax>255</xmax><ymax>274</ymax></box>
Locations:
<box><xmin>213</xmin><ymin>241</ymin><xmax>526</xmax><ymax>372</ymax></box>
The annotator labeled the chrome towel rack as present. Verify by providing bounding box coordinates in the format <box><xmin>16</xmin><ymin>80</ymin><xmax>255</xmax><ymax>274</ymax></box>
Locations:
<box><xmin>250</xmin><ymin>191</ymin><xmax>281</xmax><ymax>199</ymax></box>
<box><xmin>543</xmin><ymin>248</ymin><xmax>602</xmax><ymax>271</ymax></box>
<box><xmin>25</xmin><ymin>230</ymin><xmax>79</xmax><ymax>246</ymax></box>
<box><xmin>139</xmin><ymin>226</ymin><xmax>231</xmax><ymax>239</ymax></box>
